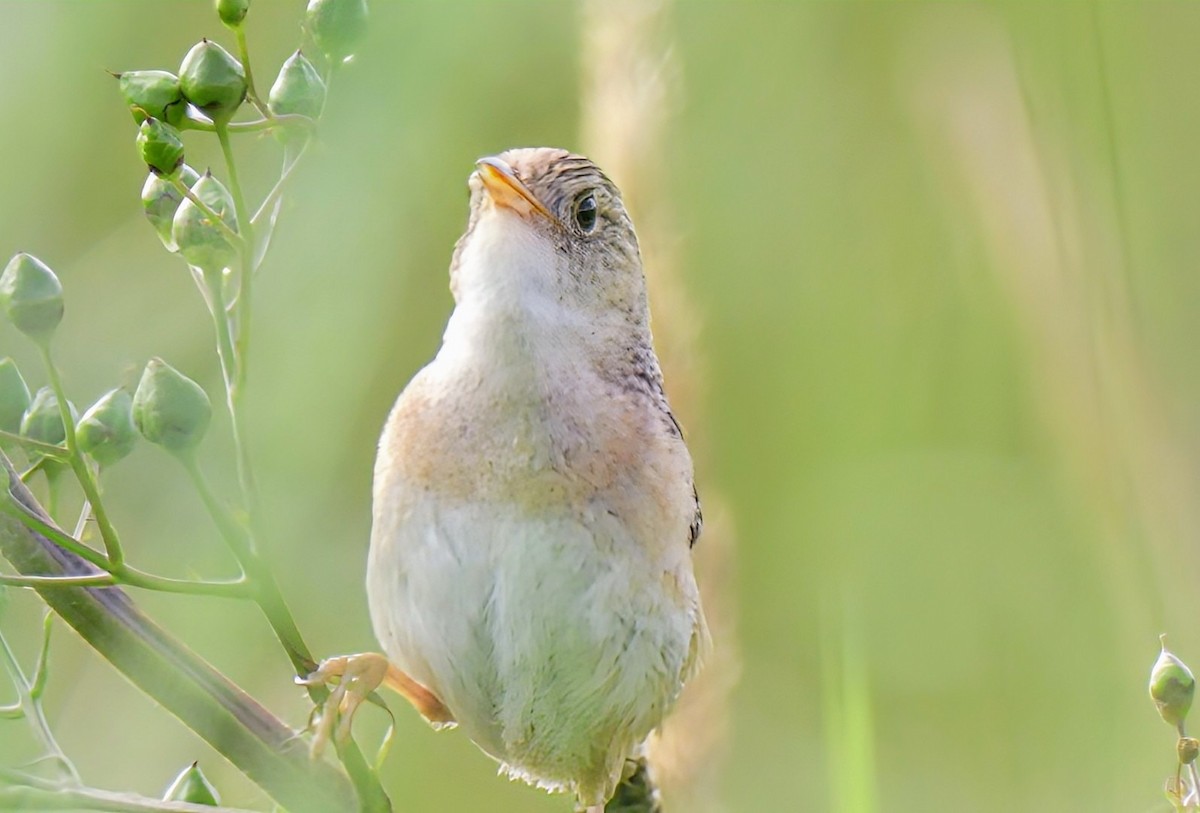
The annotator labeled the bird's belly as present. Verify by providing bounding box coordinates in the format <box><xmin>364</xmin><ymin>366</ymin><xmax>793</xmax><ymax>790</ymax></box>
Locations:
<box><xmin>366</xmin><ymin>488</ymin><xmax>698</xmax><ymax>803</ymax></box>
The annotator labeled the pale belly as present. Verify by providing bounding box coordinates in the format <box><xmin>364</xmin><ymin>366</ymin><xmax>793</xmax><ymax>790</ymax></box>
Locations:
<box><xmin>366</xmin><ymin>487</ymin><xmax>701</xmax><ymax>805</ymax></box>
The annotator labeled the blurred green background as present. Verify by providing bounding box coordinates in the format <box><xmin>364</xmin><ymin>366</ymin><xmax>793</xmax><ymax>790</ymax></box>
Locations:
<box><xmin>1</xmin><ymin>1</ymin><xmax>1198</xmax><ymax>811</ymax></box>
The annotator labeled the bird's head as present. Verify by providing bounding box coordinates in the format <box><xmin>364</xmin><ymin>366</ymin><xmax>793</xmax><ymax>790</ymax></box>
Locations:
<box><xmin>448</xmin><ymin>148</ymin><xmax>648</xmax><ymax>339</ymax></box>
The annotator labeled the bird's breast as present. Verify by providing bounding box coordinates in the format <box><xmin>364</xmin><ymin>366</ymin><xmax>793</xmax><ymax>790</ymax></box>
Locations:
<box><xmin>378</xmin><ymin>355</ymin><xmax>693</xmax><ymax>558</ymax></box>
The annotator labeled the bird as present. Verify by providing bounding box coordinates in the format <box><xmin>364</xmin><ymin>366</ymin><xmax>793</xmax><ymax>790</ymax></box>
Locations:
<box><xmin>302</xmin><ymin>147</ymin><xmax>708</xmax><ymax>812</ymax></box>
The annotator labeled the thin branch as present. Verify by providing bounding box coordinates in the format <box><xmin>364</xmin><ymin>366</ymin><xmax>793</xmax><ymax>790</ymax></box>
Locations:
<box><xmin>0</xmin><ymin>771</ymin><xmax>260</xmax><ymax>813</ymax></box>
<box><xmin>0</xmin><ymin>430</ymin><xmax>67</xmax><ymax>459</ymax></box>
<box><xmin>251</xmin><ymin>141</ymin><xmax>309</xmax><ymax>227</ymax></box>
<box><xmin>0</xmin><ymin>621</ymin><xmax>79</xmax><ymax>784</ymax></box>
<box><xmin>38</xmin><ymin>347</ymin><xmax>126</xmax><ymax>568</ymax></box>
<box><xmin>214</xmin><ymin>124</ymin><xmax>258</xmax><ymax>512</ymax></box>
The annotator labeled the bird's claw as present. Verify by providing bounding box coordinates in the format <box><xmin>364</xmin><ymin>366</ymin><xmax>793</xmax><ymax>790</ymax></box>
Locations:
<box><xmin>297</xmin><ymin>652</ymin><xmax>391</xmax><ymax>759</ymax></box>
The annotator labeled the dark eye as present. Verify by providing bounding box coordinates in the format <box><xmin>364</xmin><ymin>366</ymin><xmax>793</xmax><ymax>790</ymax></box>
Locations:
<box><xmin>574</xmin><ymin>194</ymin><xmax>598</xmax><ymax>233</ymax></box>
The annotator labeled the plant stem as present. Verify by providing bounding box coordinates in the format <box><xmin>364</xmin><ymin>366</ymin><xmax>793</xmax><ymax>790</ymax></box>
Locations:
<box><xmin>0</xmin><ymin>573</ymin><xmax>115</xmax><ymax>588</ymax></box>
<box><xmin>0</xmin><ymin>430</ymin><xmax>67</xmax><ymax>459</ymax></box>
<box><xmin>183</xmin><ymin>111</ymin><xmax>315</xmax><ymax>134</ymax></box>
<box><xmin>0</xmin><ymin>623</ymin><xmax>79</xmax><ymax>784</ymax></box>
<box><xmin>37</xmin><ymin>347</ymin><xmax>125</xmax><ymax>569</ymax></box>
<box><xmin>0</xmin><ymin>770</ymin><xmax>261</xmax><ymax>812</ymax></box>
<box><xmin>176</xmin><ymin>453</ymin><xmax>392</xmax><ymax>811</ymax></box>
<box><xmin>179</xmin><ymin>455</ymin><xmax>310</xmax><ymax>670</ymax></box>
<box><xmin>200</xmin><ymin>269</ymin><xmax>254</xmax><ymax>513</ymax></box>
<box><xmin>214</xmin><ymin>125</ymin><xmax>257</xmax><ymax>513</ymax></box>
<box><xmin>116</xmin><ymin>567</ymin><xmax>251</xmax><ymax>599</ymax></box>
<box><xmin>4</xmin><ymin>487</ymin><xmax>251</xmax><ymax>598</ymax></box>
<box><xmin>252</xmin><ymin>141</ymin><xmax>309</xmax><ymax>227</ymax></box>
<box><xmin>235</xmin><ymin>26</ymin><xmax>269</xmax><ymax>118</ymax></box>
<box><xmin>3</xmin><ymin>499</ymin><xmax>110</xmax><ymax>569</ymax></box>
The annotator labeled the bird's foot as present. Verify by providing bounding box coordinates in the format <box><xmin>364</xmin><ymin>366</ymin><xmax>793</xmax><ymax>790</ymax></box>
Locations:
<box><xmin>297</xmin><ymin>652</ymin><xmax>455</xmax><ymax>759</ymax></box>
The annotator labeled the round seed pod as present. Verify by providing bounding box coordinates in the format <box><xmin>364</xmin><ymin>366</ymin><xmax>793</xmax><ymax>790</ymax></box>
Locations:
<box><xmin>306</xmin><ymin>0</ymin><xmax>368</xmax><ymax>64</ymax></box>
<box><xmin>163</xmin><ymin>761</ymin><xmax>221</xmax><ymax>806</ymax></box>
<box><xmin>132</xmin><ymin>358</ymin><xmax>212</xmax><ymax>453</ymax></box>
<box><xmin>117</xmin><ymin>70</ymin><xmax>185</xmax><ymax>126</ymax></box>
<box><xmin>76</xmin><ymin>388</ymin><xmax>138</xmax><ymax>469</ymax></box>
<box><xmin>216</xmin><ymin>0</ymin><xmax>250</xmax><ymax>29</ymax></box>
<box><xmin>142</xmin><ymin>164</ymin><xmax>202</xmax><ymax>250</ymax></box>
<box><xmin>0</xmin><ymin>358</ymin><xmax>31</xmax><ymax>435</ymax></box>
<box><xmin>0</xmin><ymin>253</ymin><xmax>63</xmax><ymax>343</ymax></box>
<box><xmin>171</xmin><ymin>171</ymin><xmax>239</xmax><ymax>272</ymax></box>
<box><xmin>179</xmin><ymin>39</ymin><xmax>247</xmax><ymax>125</ymax></box>
<box><xmin>136</xmin><ymin>117</ymin><xmax>185</xmax><ymax>176</ymax></box>
<box><xmin>1151</xmin><ymin>637</ymin><xmax>1196</xmax><ymax>728</ymax></box>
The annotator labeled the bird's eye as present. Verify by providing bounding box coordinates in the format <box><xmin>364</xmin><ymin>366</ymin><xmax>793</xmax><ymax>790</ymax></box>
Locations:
<box><xmin>574</xmin><ymin>194</ymin><xmax>598</xmax><ymax>233</ymax></box>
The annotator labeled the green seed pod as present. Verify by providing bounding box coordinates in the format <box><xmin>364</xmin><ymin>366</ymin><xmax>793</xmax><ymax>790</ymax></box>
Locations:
<box><xmin>162</xmin><ymin>762</ymin><xmax>220</xmax><ymax>806</ymax></box>
<box><xmin>136</xmin><ymin>118</ymin><xmax>185</xmax><ymax>176</ymax></box>
<box><xmin>172</xmin><ymin>171</ymin><xmax>239</xmax><ymax>272</ymax></box>
<box><xmin>306</xmin><ymin>0</ymin><xmax>368</xmax><ymax>64</ymax></box>
<box><xmin>142</xmin><ymin>165</ymin><xmax>201</xmax><ymax>250</ymax></box>
<box><xmin>76</xmin><ymin>388</ymin><xmax>137</xmax><ymax>469</ymax></box>
<box><xmin>0</xmin><ymin>358</ymin><xmax>31</xmax><ymax>435</ymax></box>
<box><xmin>0</xmin><ymin>253</ymin><xmax>64</xmax><ymax>343</ymax></box>
<box><xmin>21</xmin><ymin>387</ymin><xmax>76</xmax><ymax>447</ymax></box>
<box><xmin>178</xmin><ymin>39</ymin><xmax>247</xmax><ymax>125</ymax></box>
<box><xmin>1151</xmin><ymin>636</ymin><xmax>1195</xmax><ymax>728</ymax></box>
<box><xmin>132</xmin><ymin>358</ymin><xmax>211</xmax><ymax>453</ymax></box>
<box><xmin>117</xmin><ymin>70</ymin><xmax>185</xmax><ymax>126</ymax></box>
<box><xmin>1180</xmin><ymin>737</ymin><xmax>1200</xmax><ymax>765</ymax></box>
<box><xmin>216</xmin><ymin>0</ymin><xmax>250</xmax><ymax>29</ymax></box>
<box><xmin>268</xmin><ymin>50</ymin><xmax>326</xmax><ymax>138</ymax></box>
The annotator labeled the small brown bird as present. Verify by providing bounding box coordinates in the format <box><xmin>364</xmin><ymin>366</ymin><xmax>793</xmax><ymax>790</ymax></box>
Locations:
<box><xmin>304</xmin><ymin>148</ymin><xmax>707</xmax><ymax>811</ymax></box>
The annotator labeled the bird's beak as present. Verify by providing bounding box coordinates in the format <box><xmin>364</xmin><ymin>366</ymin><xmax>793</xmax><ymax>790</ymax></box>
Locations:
<box><xmin>475</xmin><ymin>157</ymin><xmax>552</xmax><ymax>221</ymax></box>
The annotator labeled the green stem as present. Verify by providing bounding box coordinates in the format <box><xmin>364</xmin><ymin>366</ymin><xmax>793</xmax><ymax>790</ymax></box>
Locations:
<box><xmin>0</xmin><ymin>573</ymin><xmax>114</xmax><ymax>588</ymax></box>
<box><xmin>0</xmin><ymin>770</ymin><xmax>261</xmax><ymax>812</ymax></box>
<box><xmin>37</xmin><ymin>347</ymin><xmax>125</xmax><ymax>569</ymax></box>
<box><xmin>251</xmin><ymin>141</ymin><xmax>310</xmax><ymax>227</ymax></box>
<box><xmin>175</xmin><ymin>452</ymin><xmax>391</xmax><ymax>809</ymax></box>
<box><xmin>179</xmin><ymin>455</ymin><xmax>310</xmax><ymax>670</ymax></box>
<box><xmin>3</xmin><ymin>497</ymin><xmax>110</xmax><ymax>569</ymax></box>
<box><xmin>235</xmin><ymin>26</ymin><xmax>269</xmax><ymax>117</ymax></box>
<box><xmin>0</xmin><ymin>623</ymin><xmax>79</xmax><ymax>784</ymax></box>
<box><xmin>214</xmin><ymin>125</ymin><xmax>257</xmax><ymax>512</ymax></box>
<box><xmin>183</xmin><ymin>111</ymin><xmax>315</xmax><ymax>134</ymax></box>
<box><xmin>3</xmin><ymin>489</ymin><xmax>250</xmax><ymax>598</ymax></box>
<box><xmin>116</xmin><ymin>567</ymin><xmax>251</xmax><ymax>599</ymax></box>
<box><xmin>200</xmin><ymin>269</ymin><xmax>253</xmax><ymax>502</ymax></box>
<box><xmin>0</xmin><ymin>430</ymin><xmax>67</xmax><ymax>459</ymax></box>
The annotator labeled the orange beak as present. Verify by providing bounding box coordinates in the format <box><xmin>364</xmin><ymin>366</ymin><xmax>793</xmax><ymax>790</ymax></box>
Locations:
<box><xmin>475</xmin><ymin>156</ymin><xmax>552</xmax><ymax>220</ymax></box>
